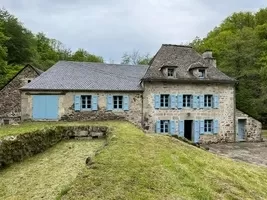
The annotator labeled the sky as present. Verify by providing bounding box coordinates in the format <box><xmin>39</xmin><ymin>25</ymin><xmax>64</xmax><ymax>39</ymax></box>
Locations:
<box><xmin>1</xmin><ymin>0</ymin><xmax>267</xmax><ymax>63</ymax></box>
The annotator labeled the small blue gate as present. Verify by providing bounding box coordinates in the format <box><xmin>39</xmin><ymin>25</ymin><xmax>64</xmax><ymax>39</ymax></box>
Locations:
<box><xmin>33</xmin><ymin>95</ymin><xmax>59</xmax><ymax>120</ymax></box>
<box><xmin>238</xmin><ymin>119</ymin><xmax>246</xmax><ymax>141</ymax></box>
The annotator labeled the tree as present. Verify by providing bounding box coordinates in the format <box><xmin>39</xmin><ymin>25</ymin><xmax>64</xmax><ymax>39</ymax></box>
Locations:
<box><xmin>70</xmin><ymin>49</ymin><xmax>104</xmax><ymax>63</ymax></box>
<box><xmin>121</xmin><ymin>50</ymin><xmax>151</xmax><ymax>65</ymax></box>
<box><xmin>0</xmin><ymin>21</ymin><xmax>8</xmax><ymax>87</ymax></box>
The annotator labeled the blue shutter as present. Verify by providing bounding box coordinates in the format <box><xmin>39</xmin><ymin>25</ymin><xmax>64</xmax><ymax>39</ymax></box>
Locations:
<box><xmin>106</xmin><ymin>95</ymin><xmax>113</xmax><ymax>111</ymax></box>
<box><xmin>170</xmin><ymin>120</ymin><xmax>175</xmax><ymax>135</ymax></box>
<box><xmin>200</xmin><ymin>120</ymin><xmax>204</xmax><ymax>134</ymax></box>
<box><xmin>123</xmin><ymin>95</ymin><xmax>129</xmax><ymax>111</ymax></box>
<box><xmin>193</xmin><ymin>95</ymin><xmax>199</xmax><ymax>109</ymax></box>
<box><xmin>154</xmin><ymin>94</ymin><xmax>160</xmax><ymax>109</ymax></box>
<box><xmin>156</xmin><ymin>120</ymin><xmax>161</xmax><ymax>133</ymax></box>
<box><xmin>194</xmin><ymin>120</ymin><xmax>200</xmax><ymax>143</ymax></box>
<box><xmin>178</xmin><ymin>120</ymin><xmax>184</xmax><ymax>137</ymax></box>
<box><xmin>74</xmin><ymin>95</ymin><xmax>81</xmax><ymax>111</ymax></box>
<box><xmin>170</xmin><ymin>95</ymin><xmax>177</xmax><ymax>109</ymax></box>
<box><xmin>213</xmin><ymin>120</ymin><xmax>219</xmax><ymax>134</ymax></box>
<box><xmin>177</xmin><ymin>95</ymin><xmax>183</xmax><ymax>109</ymax></box>
<box><xmin>199</xmin><ymin>95</ymin><xmax>204</xmax><ymax>109</ymax></box>
<box><xmin>92</xmin><ymin>95</ymin><xmax>98</xmax><ymax>111</ymax></box>
<box><xmin>213</xmin><ymin>95</ymin><xmax>219</xmax><ymax>108</ymax></box>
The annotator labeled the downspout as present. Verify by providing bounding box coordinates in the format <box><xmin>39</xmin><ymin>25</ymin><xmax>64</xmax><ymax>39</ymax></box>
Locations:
<box><xmin>141</xmin><ymin>81</ymin><xmax>145</xmax><ymax>129</ymax></box>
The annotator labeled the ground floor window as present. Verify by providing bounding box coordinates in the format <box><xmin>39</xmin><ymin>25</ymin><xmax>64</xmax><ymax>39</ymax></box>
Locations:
<box><xmin>160</xmin><ymin>120</ymin><xmax>169</xmax><ymax>133</ymax></box>
<box><xmin>81</xmin><ymin>95</ymin><xmax>92</xmax><ymax>109</ymax></box>
<box><xmin>204</xmin><ymin>120</ymin><xmax>213</xmax><ymax>132</ymax></box>
<box><xmin>113</xmin><ymin>95</ymin><xmax>123</xmax><ymax>109</ymax></box>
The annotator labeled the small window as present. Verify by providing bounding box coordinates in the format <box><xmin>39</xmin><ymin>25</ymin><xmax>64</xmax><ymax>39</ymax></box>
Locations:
<box><xmin>160</xmin><ymin>120</ymin><xmax>169</xmax><ymax>133</ymax></box>
<box><xmin>113</xmin><ymin>96</ymin><xmax>123</xmax><ymax>109</ymax></box>
<box><xmin>199</xmin><ymin>69</ymin><xmax>205</xmax><ymax>78</ymax></box>
<box><xmin>28</xmin><ymin>80</ymin><xmax>31</xmax><ymax>83</ymax></box>
<box><xmin>81</xmin><ymin>95</ymin><xmax>92</xmax><ymax>109</ymax></box>
<box><xmin>183</xmin><ymin>95</ymin><xmax>192</xmax><ymax>107</ymax></box>
<box><xmin>204</xmin><ymin>120</ymin><xmax>213</xmax><ymax>132</ymax></box>
<box><xmin>204</xmin><ymin>95</ymin><xmax>213</xmax><ymax>107</ymax></box>
<box><xmin>160</xmin><ymin>94</ymin><xmax>169</xmax><ymax>108</ymax></box>
<box><xmin>167</xmin><ymin>68</ymin><xmax>174</xmax><ymax>77</ymax></box>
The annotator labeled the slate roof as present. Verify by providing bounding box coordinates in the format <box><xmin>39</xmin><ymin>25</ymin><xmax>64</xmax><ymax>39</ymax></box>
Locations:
<box><xmin>143</xmin><ymin>44</ymin><xmax>236</xmax><ymax>83</ymax></box>
<box><xmin>21</xmin><ymin>61</ymin><xmax>149</xmax><ymax>91</ymax></box>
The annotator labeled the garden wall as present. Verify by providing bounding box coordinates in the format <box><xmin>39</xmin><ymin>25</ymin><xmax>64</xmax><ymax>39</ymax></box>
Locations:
<box><xmin>0</xmin><ymin>126</ymin><xmax>108</xmax><ymax>169</ymax></box>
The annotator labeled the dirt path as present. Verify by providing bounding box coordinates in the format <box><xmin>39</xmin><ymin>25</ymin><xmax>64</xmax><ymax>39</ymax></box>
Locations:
<box><xmin>0</xmin><ymin>140</ymin><xmax>103</xmax><ymax>200</ymax></box>
<box><xmin>204</xmin><ymin>139</ymin><xmax>267</xmax><ymax>167</ymax></box>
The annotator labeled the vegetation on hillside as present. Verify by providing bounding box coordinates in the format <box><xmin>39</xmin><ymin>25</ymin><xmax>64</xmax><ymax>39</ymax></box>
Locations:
<box><xmin>191</xmin><ymin>8</ymin><xmax>267</xmax><ymax>124</ymax></box>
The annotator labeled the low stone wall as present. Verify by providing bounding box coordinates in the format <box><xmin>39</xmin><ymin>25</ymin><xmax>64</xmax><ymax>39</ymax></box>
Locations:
<box><xmin>0</xmin><ymin>126</ymin><xmax>108</xmax><ymax>169</ymax></box>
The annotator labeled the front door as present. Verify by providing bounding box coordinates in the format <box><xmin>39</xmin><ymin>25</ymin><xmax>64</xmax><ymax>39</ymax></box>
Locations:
<box><xmin>238</xmin><ymin>119</ymin><xmax>246</xmax><ymax>141</ymax></box>
<box><xmin>184</xmin><ymin>120</ymin><xmax>193</xmax><ymax>141</ymax></box>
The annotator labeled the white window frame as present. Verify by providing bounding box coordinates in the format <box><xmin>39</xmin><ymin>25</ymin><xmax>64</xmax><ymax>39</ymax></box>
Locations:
<box><xmin>160</xmin><ymin>94</ymin><xmax>170</xmax><ymax>108</ymax></box>
<box><xmin>113</xmin><ymin>95</ymin><xmax>123</xmax><ymax>109</ymax></box>
<box><xmin>81</xmin><ymin>95</ymin><xmax>92</xmax><ymax>109</ymax></box>
<box><xmin>160</xmin><ymin>120</ymin><xmax>169</xmax><ymax>133</ymax></box>
<box><xmin>204</xmin><ymin>95</ymin><xmax>213</xmax><ymax>108</ymax></box>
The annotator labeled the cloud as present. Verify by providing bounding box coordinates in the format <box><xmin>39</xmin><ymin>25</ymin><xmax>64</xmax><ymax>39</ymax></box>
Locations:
<box><xmin>1</xmin><ymin>0</ymin><xmax>266</xmax><ymax>63</ymax></box>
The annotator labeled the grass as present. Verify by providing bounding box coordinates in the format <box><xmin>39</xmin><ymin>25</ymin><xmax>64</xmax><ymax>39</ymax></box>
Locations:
<box><xmin>0</xmin><ymin>139</ymin><xmax>104</xmax><ymax>200</ymax></box>
<box><xmin>60</xmin><ymin>122</ymin><xmax>267</xmax><ymax>200</ymax></box>
<box><xmin>1</xmin><ymin>121</ymin><xmax>267</xmax><ymax>199</ymax></box>
<box><xmin>263</xmin><ymin>130</ymin><xmax>267</xmax><ymax>137</ymax></box>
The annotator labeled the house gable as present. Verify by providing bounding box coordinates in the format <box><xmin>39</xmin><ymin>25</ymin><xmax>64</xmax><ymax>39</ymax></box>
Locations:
<box><xmin>0</xmin><ymin>64</ymin><xmax>42</xmax><ymax>121</ymax></box>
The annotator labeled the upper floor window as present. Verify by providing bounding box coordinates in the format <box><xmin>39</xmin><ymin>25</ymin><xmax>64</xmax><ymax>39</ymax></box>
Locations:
<box><xmin>81</xmin><ymin>95</ymin><xmax>92</xmax><ymax>109</ymax></box>
<box><xmin>160</xmin><ymin>120</ymin><xmax>169</xmax><ymax>133</ymax></box>
<box><xmin>167</xmin><ymin>68</ymin><xmax>174</xmax><ymax>77</ymax></box>
<box><xmin>160</xmin><ymin>94</ymin><xmax>169</xmax><ymax>108</ymax></box>
<box><xmin>113</xmin><ymin>95</ymin><xmax>123</xmax><ymax>109</ymax></box>
<box><xmin>204</xmin><ymin>95</ymin><xmax>213</xmax><ymax>107</ymax></box>
<box><xmin>204</xmin><ymin>120</ymin><xmax>213</xmax><ymax>132</ymax></box>
<box><xmin>199</xmin><ymin>69</ymin><xmax>205</xmax><ymax>78</ymax></box>
<box><xmin>183</xmin><ymin>95</ymin><xmax>192</xmax><ymax>107</ymax></box>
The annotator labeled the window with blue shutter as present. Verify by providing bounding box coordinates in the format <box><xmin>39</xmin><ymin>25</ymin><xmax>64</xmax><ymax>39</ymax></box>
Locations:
<box><xmin>123</xmin><ymin>95</ymin><xmax>129</xmax><ymax>111</ymax></box>
<box><xmin>200</xmin><ymin>120</ymin><xmax>204</xmax><ymax>134</ymax></box>
<box><xmin>213</xmin><ymin>119</ymin><xmax>219</xmax><ymax>134</ymax></box>
<box><xmin>199</xmin><ymin>95</ymin><xmax>204</xmax><ymax>109</ymax></box>
<box><xmin>155</xmin><ymin>120</ymin><xmax>161</xmax><ymax>133</ymax></box>
<box><xmin>154</xmin><ymin>94</ymin><xmax>160</xmax><ymax>109</ymax></box>
<box><xmin>170</xmin><ymin>95</ymin><xmax>177</xmax><ymax>109</ymax></box>
<box><xmin>178</xmin><ymin>120</ymin><xmax>184</xmax><ymax>137</ymax></box>
<box><xmin>92</xmin><ymin>95</ymin><xmax>98</xmax><ymax>111</ymax></box>
<box><xmin>74</xmin><ymin>95</ymin><xmax>81</xmax><ymax>111</ymax></box>
<box><xmin>106</xmin><ymin>95</ymin><xmax>113</xmax><ymax>111</ymax></box>
<box><xmin>213</xmin><ymin>95</ymin><xmax>219</xmax><ymax>109</ymax></box>
<box><xmin>170</xmin><ymin>120</ymin><xmax>175</xmax><ymax>134</ymax></box>
<box><xmin>193</xmin><ymin>95</ymin><xmax>199</xmax><ymax>109</ymax></box>
<box><xmin>194</xmin><ymin>120</ymin><xmax>200</xmax><ymax>143</ymax></box>
<box><xmin>177</xmin><ymin>95</ymin><xmax>183</xmax><ymax>109</ymax></box>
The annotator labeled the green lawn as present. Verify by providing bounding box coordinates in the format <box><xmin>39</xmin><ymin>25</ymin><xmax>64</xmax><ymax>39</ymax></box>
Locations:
<box><xmin>263</xmin><ymin>130</ymin><xmax>267</xmax><ymax>137</ymax></box>
<box><xmin>0</xmin><ymin>140</ymin><xmax>104</xmax><ymax>200</ymax></box>
<box><xmin>1</xmin><ymin>121</ymin><xmax>267</xmax><ymax>200</ymax></box>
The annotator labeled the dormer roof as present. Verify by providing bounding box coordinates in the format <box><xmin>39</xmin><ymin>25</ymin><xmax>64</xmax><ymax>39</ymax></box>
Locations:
<box><xmin>143</xmin><ymin>44</ymin><xmax>236</xmax><ymax>83</ymax></box>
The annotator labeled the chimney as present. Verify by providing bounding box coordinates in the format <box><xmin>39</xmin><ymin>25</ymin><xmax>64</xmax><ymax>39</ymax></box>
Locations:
<box><xmin>202</xmin><ymin>50</ymin><xmax>216</xmax><ymax>68</ymax></box>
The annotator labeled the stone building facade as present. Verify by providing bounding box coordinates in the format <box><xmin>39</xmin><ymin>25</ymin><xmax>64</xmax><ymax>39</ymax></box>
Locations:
<box><xmin>20</xmin><ymin>45</ymin><xmax>262</xmax><ymax>143</ymax></box>
<box><xmin>0</xmin><ymin>65</ymin><xmax>42</xmax><ymax>125</ymax></box>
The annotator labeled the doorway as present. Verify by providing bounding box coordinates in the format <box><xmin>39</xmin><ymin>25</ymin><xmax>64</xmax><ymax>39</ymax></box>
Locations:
<box><xmin>184</xmin><ymin>120</ymin><xmax>193</xmax><ymax>141</ymax></box>
<box><xmin>238</xmin><ymin>119</ymin><xmax>246</xmax><ymax>141</ymax></box>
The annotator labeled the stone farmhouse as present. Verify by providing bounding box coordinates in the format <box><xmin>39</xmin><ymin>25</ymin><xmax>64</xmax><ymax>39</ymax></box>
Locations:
<box><xmin>0</xmin><ymin>64</ymin><xmax>43</xmax><ymax>125</ymax></box>
<box><xmin>14</xmin><ymin>44</ymin><xmax>262</xmax><ymax>143</ymax></box>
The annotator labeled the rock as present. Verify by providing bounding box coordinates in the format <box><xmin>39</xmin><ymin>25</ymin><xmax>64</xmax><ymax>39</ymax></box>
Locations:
<box><xmin>86</xmin><ymin>156</ymin><xmax>93</xmax><ymax>166</ymax></box>
<box><xmin>74</xmin><ymin>130</ymin><xmax>88</xmax><ymax>137</ymax></box>
<box><xmin>91</xmin><ymin>132</ymin><xmax>103</xmax><ymax>137</ymax></box>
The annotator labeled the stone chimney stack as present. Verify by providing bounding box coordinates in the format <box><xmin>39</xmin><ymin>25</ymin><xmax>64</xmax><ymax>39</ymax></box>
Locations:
<box><xmin>202</xmin><ymin>50</ymin><xmax>217</xmax><ymax>68</ymax></box>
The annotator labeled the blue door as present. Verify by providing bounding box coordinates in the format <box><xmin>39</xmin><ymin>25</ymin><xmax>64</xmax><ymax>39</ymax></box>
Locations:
<box><xmin>33</xmin><ymin>95</ymin><xmax>59</xmax><ymax>120</ymax></box>
<box><xmin>238</xmin><ymin>119</ymin><xmax>246</xmax><ymax>141</ymax></box>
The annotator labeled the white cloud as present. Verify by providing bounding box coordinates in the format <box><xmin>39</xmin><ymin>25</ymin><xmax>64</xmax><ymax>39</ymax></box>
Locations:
<box><xmin>1</xmin><ymin>0</ymin><xmax>266</xmax><ymax>62</ymax></box>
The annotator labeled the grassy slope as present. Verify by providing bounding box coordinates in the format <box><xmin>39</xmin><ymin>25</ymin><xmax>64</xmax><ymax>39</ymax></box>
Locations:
<box><xmin>0</xmin><ymin>140</ymin><xmax>103</xmax><ymax>200</ymax></box>
<box><xmin>61</xmin><ymin>122</ymin><xmax>267</xmax><ymax>200</ymax></box>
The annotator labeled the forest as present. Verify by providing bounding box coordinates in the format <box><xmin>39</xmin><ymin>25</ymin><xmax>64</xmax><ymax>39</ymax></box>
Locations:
<box><xmin>1</xmin><ymin>8</ymin><xmax>267</xmax><ymax>124</ymax></box>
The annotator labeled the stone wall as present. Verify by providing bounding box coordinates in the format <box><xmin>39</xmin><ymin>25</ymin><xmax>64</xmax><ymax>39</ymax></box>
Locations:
<box><xmin>0</xmin><ymin>125</ymin><xmax>108</xmax><ymax>169</ymax></box>
<box><xmin>236</xmin><ymin>109</ymin><xmax>262</xmax><ymax>142</ymax></box>
<box><xmin>0</xmin><ymin>66</ymin><xmax>40</xmax><ymax>125</ymax></box>
<box><xmin>21</xmin><ymin>91</ymin><xmax>143</xmax><ymax>127</ymax></box>
<box><xmin>143</xmin><ymin>82</ymin><xmax>236</xmax><ymax>143</ymax></box>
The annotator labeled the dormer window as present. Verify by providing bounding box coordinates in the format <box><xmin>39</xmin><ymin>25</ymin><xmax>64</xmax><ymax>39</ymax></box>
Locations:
<box><xmin>199</xmin><ymin>69</ymin><xmax>205</xmax><ymax>78</ymax></box>
<box><xmin>167</xmin><ymin>68</ymin><xmax>174</xmax><ymax>77</ymax></box>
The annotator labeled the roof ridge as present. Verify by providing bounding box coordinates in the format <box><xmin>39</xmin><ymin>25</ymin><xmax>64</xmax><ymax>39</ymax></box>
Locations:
<box><xmin>57</xmin><ymin>60</ymin><xmax>148</xmax><ymax>67</ymax></box>
<box><xmin>162</xmin><ymin>44</ymin><xmax>192</xmax><ymax>48</ymax></box>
